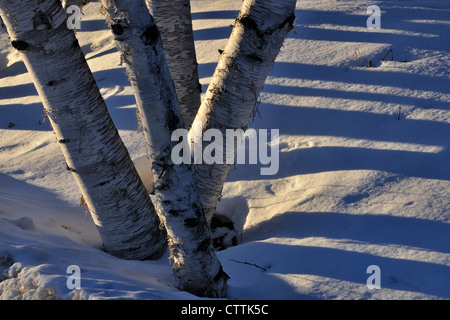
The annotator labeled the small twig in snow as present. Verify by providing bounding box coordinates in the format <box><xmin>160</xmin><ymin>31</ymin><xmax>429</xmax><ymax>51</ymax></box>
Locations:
<box><xmin>229</xmin><ymin>259</ymin><xmax>269</xmax><ymax>271</ymax></box>
<box><xmin>382</xmin><ymin>48</ymin><xmax>393</xmax><ymax>61</ymax></box>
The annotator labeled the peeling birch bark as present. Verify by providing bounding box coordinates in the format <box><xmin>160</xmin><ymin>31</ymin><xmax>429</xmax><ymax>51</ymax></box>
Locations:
<box><xmin>100</xmin><ymin>0</ymin><xmax>228</xmax><ymax>298</ymax></box>
<box><xmin>0</xmin><ymin>0</ymin><xmax>167</xmax><ymax>260</ymax></box>
<box><xmin>188</xmin><ymin>0</ymin><xmax>297</xmax><ymax>225</ymax></box>
<box><xmin>145</xmin><ymin>0</ymin><xmax>201</xmax><ymax>129</ymax></box>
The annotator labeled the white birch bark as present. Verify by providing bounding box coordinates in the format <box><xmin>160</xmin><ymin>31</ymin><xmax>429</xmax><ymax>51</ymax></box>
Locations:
<box><xmin>145</xmin><ymin>0</ymin><xmax>201</xmax><ymax>129</ymax></box>
<box><xmin>189</xmin><ymin>0</ymin><xmax>297</xmax><ymax>225</ymax></box>
<box><xmin>61</xmin><ymin>0</ymin><xmax>90</xmax><ymax>10</ymax></box>
<box><xmin>100</xmin><ymin>0</ymin><xmax>228</xmax><ymax>297</ymax></box>
<box><xmin>0</xmin><ymin>0</ymin><xmax>167</xmax><ymax>260</ymax></box>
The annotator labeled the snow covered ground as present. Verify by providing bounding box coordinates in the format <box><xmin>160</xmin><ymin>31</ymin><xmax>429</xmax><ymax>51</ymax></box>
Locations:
<box><xmin>0</xmin><ymin>0</ymin><xmax>449</xmax><ymax>300</ymax></box>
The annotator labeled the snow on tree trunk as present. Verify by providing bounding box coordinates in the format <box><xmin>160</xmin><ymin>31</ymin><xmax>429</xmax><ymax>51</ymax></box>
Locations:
<box><xmin>188</xmin><ymin>0</ymin><xmax>297</xmax><ymax>225</ymax></box>
<box><xmin>100</xmin><ymin>0</ymin><xmax>228</xmax><ymax>298</ymax></box>
<box><xmin>145</xmin><ymin>0</ymin><xmax>201</xmax><ymax>129</ymax></box>
<box><xmin>62</xmin><ymin>0</ymin><xmax>90</xmax><ymax>10</ymax></box>
<box><xmin>0</xmin><ymin>0</ymin><xmax>167</xmax><ymax>260</ymax></box>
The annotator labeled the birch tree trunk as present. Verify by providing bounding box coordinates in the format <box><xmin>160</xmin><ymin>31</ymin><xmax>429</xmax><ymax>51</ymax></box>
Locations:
<box><xmin>145</xmin><ymin>0</ymin><xmax>201</xmax><ymax>129</ymax></box>
<box><xmin>100</xmin><ymin>0</ymin><xmax>228</xmax><ymax>298</ymax></box>
<box><xmin>0</xmin><ymin>0</ymin><xmax>166</xmax><ymax>260</ymax></box>
<box><xmin>189</xmin><ymin>0</ymin><xmax>297</xmax><ymax>225</ymax></box>
<box><xmin>62</xmin><ymin>0</ymin><xmax>90</xmax><ymax>10</ymax></box>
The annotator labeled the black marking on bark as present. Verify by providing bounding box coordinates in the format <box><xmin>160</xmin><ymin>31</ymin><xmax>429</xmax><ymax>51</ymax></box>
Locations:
<box><xmin>213</xmin><ymin>266</ymin><xmax>230</xmax><ymax>282</ymax></box>
<box><xmin>47</xmin><ymin>77</ymin><xmax>70</xmax><ymax>87</ymax></box>
<box><xmin>166</xmin><ymin>108</ymin><xmax>180</xmax><ymax>132</ymax></box>
<box><xmin>71</xmin><ymin>39</ymin><xmax>79</xmax><ymax>49</ymax></box>
<box><xmin>168</xmin><ymin>209</ymin><xmax>180</xmax><ymax>216</ymax></box>
<box><xmin>158</xmin><ymin>153</ymin><xmax>169</xmax><ymax>164</ymax></box>
<box><xmin>156</xmin><ymin>162</ymin><xmax>171</xmax><ymax>180</ymax></box>
<box><xmin>159</xmin><ymin>183</ymin><xmax>170</xmax><ymax>191</ymax></box>
<box><xmin>96</xmin><ymin>123</ymin><xmax>109</xmax><ymax>135</ymax></box>
<box><xmin>278</xmin><ymin>14</ymin><xmax>296</xmax><ymax>30</ymax></box>
<box><xmin>192</xmin><ymin>202</ymin><xmax>203</xmax><ymax>220</ymax></box>
<box><xmin>115</xmin><ymin>188</ymin><xmax>130</xmax><ymax>200</ymax></box>
<box><xmin>246</xmin><ymin>54</ymin><xmax>263</xmax><ymax>63</ymax></box>
<box><xmin>33</xmin><ymin>11</ymin><xmax>52</xmax><ymax>30</ymax></box>
<box><xmin>65</xmin><ymin>162</ymin><xmax>76</xmax><ymax>172</ymax></box>
<box><xmin>111</xmin><ymin>23</ymin><xmax>124</xmax><ymax>36</ymax></box>
<box><xmin>210</xmin><ymin>214</ymin><xmax>235</xmax><ymax>230</ymax></box>
<box><xmin>237</xmin><ymin>15</ymin><xmax>259</xmax><ymax>32</ymax></box>
<box><xmin>196</xmin><ymin>238</ymin><xmax>211</xmax><ymax>253</ymax></box>
<box><xmin>141</xmin><ymin>24</ymin><xmax>159</xmax><ymax>46</ymax></box>
<box><xmin>94</xmin><ymin>181</ymin><xmax>110</xmax><ymax>188</ymax></box>
<box><xmin>238</xmin><ymin>13</ymin><xmax>296</xmax><ymax>36</ymax></box>
<box><xmin>121</xmin><ymin>232</ymin><xmax>145</xmax><ymax>244</ymax></box>
<box><xmin>184</xmin><ymin>218</ymin><xmax>198</xmax><ymax>228</ymax></box>
<box><xmin>11</xmin><ymin>40</ymin><xmax>29</xmax><ymax>51</ymax></box>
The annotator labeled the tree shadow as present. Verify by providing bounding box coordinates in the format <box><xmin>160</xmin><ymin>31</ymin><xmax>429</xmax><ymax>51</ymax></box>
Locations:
<box><xmin>286</xmin><ymin>146</ymin><xmax>449</xmax><ymax>180</ymax></box>
<box><xmin>255</xmin><ymin>104</ymin><xmax>449</xmax><ymax>146</ymax></box>
<box><xmin>217</xmin><ymin>4</ymin><xmax>450</xmax><ymax>298</ymax></box>
<box><xmin>193</xmin><ymin>26</ymin><xmax>233</xmax><ymax>42</ymax></box>
<box><xmin>77</xmin><ymin>19</ymin><xmax>109</xmax><ymax>33</ymax></box>
<box><xmin>198</xmin><ymin>62</ymin><xmax>217</xmax><ymax>79</ymax></box>
<box><xmin>0</xmin><ymin>173</ymin><xmax>73</xmax><ymax>210</ymax></box>
<box><xmin>0</xmin><ymin>60</ymin><xmax>28</xmax><ymax>79</ymax></box>
<box><xmin>0</xmin><ymin>61</ymin><xmax>137</xmax><ymax>131</ymax></box>
<box><xmin>269</xmin><ymin>62</ymin><xmax>450</xmax><ymax>95</ymax></box>
<box><xmin>192</xmin><ymin>10</ymin><xmax>239</xmax><ymax>21</ymax></box>
<box><xmin>90</xmin><ymin>69</ymin><xmax>141</xmax><ymax>131</ymax></box>
<box><xmin>227</xmin><ymin>144</ymin><xmax>449</xmax><ymax>182</ymax></box>
<box><xmin>0</xmin><ymin>102</ymin><xmax>51</xmax><ymax>131</ymax></box>
<box><xmin>294</xmin><ymin>5</ymin><xmax>450</xmax><ymax>52</ymax></box>
<box><xmin>0</xmin><ymin>92</ymin><xmax>138</xmax><ymax>132</ymax></box>
<box><xmin>244</xmin><ymin>211</ymin><xmax>450</xmax><ymax>254</ymax></box>
<box><xmin>223</xmin><ymin>210</ymin><xmax>450</xmax><ymax>299</ymax></box>
<box><xmin>225</xmin><ymin>102</ymin><xmax>449</xmax><ymax>181</ymax></box>
<box><xmin>85</xmin><ymin>46</ymin><xmax>117</xmax><ymax>61</ymax></box>
<box><xmin>0</xmin><ymin>82</ymin><xmax>38</xmax><ymax>100</ymax></box>
<box><xmin>104</xmin><ymin>94</ymin><xmax>139</xmax><ymax>132</ymax></box>
<box><xmin>0</xmin><ymin>173</ymin><xmax>100</xmax><ymax>247</ymax></box>
<box><xmin>92</xmin><ymin>68</ymin><xmax>129</xmax><ymax>88</ymax></box>
<box><xmin>224</xmin><ymin>239</ymin><xmax>450</xmax><ymax>299</ymax></box>
<box><xmin>263</xmin><ymin>84</ymin><xmax>449</xmax><ymax>111</ymax></box>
